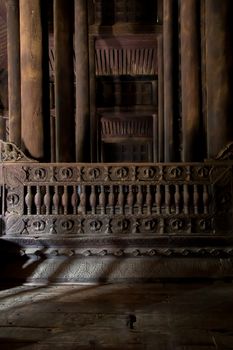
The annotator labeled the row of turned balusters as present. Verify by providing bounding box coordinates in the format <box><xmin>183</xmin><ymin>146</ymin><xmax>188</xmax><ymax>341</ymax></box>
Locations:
<box><xmin>24</xmin><ymin>184</ymin><xmax>209</xmax><ymax>216</ymax></box>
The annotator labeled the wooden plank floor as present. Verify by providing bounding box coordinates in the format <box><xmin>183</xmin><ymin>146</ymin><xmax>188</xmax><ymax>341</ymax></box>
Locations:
<box><xmin>0</xmin><ymin>282</ymin><xmax>233</xmax><ymax>349</ymax></box>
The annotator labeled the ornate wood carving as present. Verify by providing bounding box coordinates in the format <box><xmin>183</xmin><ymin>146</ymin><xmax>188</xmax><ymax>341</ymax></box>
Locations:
<box><xmin>2</xmin><ymin>162</ymin><xmax>231</xmax><ymax>236</ymax></box>
<box><xmin>95</xmin><ymin>37</ymin><xmax>157</xmax><ymax>76</ymax></box>
<box><xmin>0</xmin><ymin>140</ymin><xmax>36</xmax><ymax>162</ymax></box>
<box><xmin>101</xmin><ymin>116</ymin><xmax>153</xmax><ymax>140</ymax></box>
<box><xmin>1</xmin><ymin>161</ymin><xmax>232</xmax><ymax>282</ymax></box>
<box><xmin>215</xmin><ymin>142</ymin><xmax>233</xmax><ymax>161</ymax></box>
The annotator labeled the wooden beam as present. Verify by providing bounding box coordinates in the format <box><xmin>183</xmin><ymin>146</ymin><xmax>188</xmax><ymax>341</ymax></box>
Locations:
<box><xmin>205</xmin><ymin>0</ymin><xmax>233</xmax><ymax>158</ymax></box>
<box><xmin>54</xmin><ymin>0</ymin><xmax>75</xmax><ymax>162</ymax></box>
<box><xmin>75</xmin><ymin>0</ymin><xmax>90</xmax><ymax>162</ymax></box>
<box><xmin>20</xmin><ymin>0</ymin><xmax>44</xmax><ymax>160</ymax></box>
<box><xmin>180</xmin><ymin>0</ymin><xmax>202</xmax><ymax>161</ymax></box>
<box><xmin>7</xmin><ymin>0</ymin><xmax>21</xmax><ymax>147</ymax></box>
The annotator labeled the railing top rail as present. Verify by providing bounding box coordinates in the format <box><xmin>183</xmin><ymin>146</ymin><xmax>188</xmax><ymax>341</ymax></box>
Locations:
<box><xmin>1</xmin><ymin>161</ymin><xmax>232</xmax><ymax>186</ymax></box>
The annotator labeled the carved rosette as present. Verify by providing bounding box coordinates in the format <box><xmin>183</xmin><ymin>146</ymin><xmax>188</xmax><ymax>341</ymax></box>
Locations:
<box><xmin>137</xmin><ymin>166</ymin><xmax>161</xmax><ymax>181</ymax></box>
<box><xmin>166</xmin><ymin>218</ymin><xmax>191</xmax><ymax>234</ymax></box>
<box><xmin>56</xmin><ymin>167</ymin><xmax>76</xmax><ymax>182</ymax></box>
<box><xmin>164</xmin><ymin>166</ymin><xmax>187</xmax><ymax>182</ymax></box>
<box><xmin>80</xmin><ymin>166</ymin><xmax>109</xmax><ymax>182</ymax></box>
<box><xmin>192</xmin><ymin>166</ymin><xmax>211</xmax><ymax>182</ymax></box>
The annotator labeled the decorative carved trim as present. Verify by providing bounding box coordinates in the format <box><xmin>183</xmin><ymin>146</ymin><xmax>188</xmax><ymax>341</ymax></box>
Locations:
<box><xmin>5</xmin><ymin>246</ymin><xmax>233</xmax><ymax>259</ymax></box>
<box><xmin>1</xmin><ymin>161</ymin><xmax>232</xmax><ymax>236</ymax></box>
<box><xmin>0</xmin><ymin>140</ymin><xmax>36</xmax><ymax>162</ymax></box>
<box><xmin>216</xmin><ymin>142</ymin><xmax>233</xmax><ymax>160</ymax></box>
<box><xmin>3</xmin><ymin>214</ymin><xmax>214</xmax><ymax>236</ymax></box>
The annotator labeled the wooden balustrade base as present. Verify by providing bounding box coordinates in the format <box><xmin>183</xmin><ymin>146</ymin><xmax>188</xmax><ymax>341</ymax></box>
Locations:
<box><xmin>1</xmin><ymin>236</ymin><xmax>233</xmax><ymax>283</ymax></box>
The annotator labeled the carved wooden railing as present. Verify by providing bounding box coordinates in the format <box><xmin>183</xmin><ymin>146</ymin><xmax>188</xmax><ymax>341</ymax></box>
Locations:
<box><xmin>1</xmin><ymin>161</ymin><xmax>232</xmax><ymax>237</ymax></box>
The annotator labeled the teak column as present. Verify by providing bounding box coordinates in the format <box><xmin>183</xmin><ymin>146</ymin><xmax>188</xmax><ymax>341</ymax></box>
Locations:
<box><xmin>158</xmin><ymin>35</ymin><xmax>164</xmax><ymax>162</ymax></box>
<box><xmin>7</xmin><ymin>0</ymin><xmax>21</xmax><ymax>147</ymax></box>
<box><xmin>75</xmin><ymin>0</ymin><xmax>90</xmax><ymax>162</ymax></box>
<box><xmin>20</xmin><ymin>0</ymin><xmax>44</xmax><ymax>159</ymax></box>
<box><xmin>205</xmin><ymin>0</ymin><xmax>233</xmax><ymax>158</ymax></box>
<box><xmin>54</xmin><ymin>0</ymin><xmax>75</xmax><ymax>162</ymax></box>
<box><xmin>0</xmin><ymin>112</ymin><xmax>5</xmax><ymax>141</ymax></box>
<box><xmin>180</xmin><ymin>0</ymin><xmax>202</xmax><ymax>161</ymax></box>
<box><xmin>163</xmin><ymin>0</ymin><xmax>175</xmax><ymax>162</ymax></box>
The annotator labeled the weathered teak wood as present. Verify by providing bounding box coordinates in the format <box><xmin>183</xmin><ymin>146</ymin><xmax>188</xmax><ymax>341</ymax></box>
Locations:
<box><xmin>54</xmin><ymin>0</ymin><xmax>75</xmax><ymax>162</ymax></box>
<box><xmin>180</xmin><ymin>0</ymin><xmax>202</xmax><ymax>162</ymax></box>
<box><xmin>1</xmin><ymin>161</ymin><xmax>232</xmax><ymax>236</ymax></box>
<box><xmin>0</xmin><ymin>113</ymin><xmax>5</xmax><ymax>141</ymax></box>
<box><xmin>6</xmin><ymin>0</ymin><xmax>21</xmax><ymax>148</ymax></box>
<box><xmin>89</xmin><ymin>36</ymin><xmax>96</xmax><ymax>162</ymax></box>
<box><xmin>163</xmin><ymin>0</ymin><xmax>175</xmax><ymax>162</ymax></box>
<box><xmin>75</xmin><ymin>0</ymin><xmax>90</xmax><ymax>162</ymax></box>
<box><xmin>0</xmin><ymin>161</ymin><xmax>233</xmax><ymax>283</ymax></box>
<box><xmin>205</xmin><ymin>0</ymin><xmax>233</xmax><ymax>159</ymax></box>
<box><xmin>157</xmin><ymin>35</ymin><xmax>164</xmax><ymax>162</ymax></box>
<box><xmin>20</xmin><ymin>0</ymin><xmax>44</xmax><ymax>160</ymax></box>
<box><xmin>0</xmin><ymin>158</ymin><xmax>233</xmax><ymax>282</ymax></box>
<box><xmin>1</xmin><ymin>283</ymin><xmax>233</xmax><ymax>348</ymax></box>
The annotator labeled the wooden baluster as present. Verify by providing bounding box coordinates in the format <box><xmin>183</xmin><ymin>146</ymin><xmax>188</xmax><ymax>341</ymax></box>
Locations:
<box><xmin>34</xmin><ymin>185</ymin><xmax>42</xmax><ymax>215</ymax></box>
<box><xmin>118</xmin><ymin>185</ymin><xmax>124</xmax><ymax>215</ymax></box>
<box><xmin>44</xmin><ymin>185</ymin><xmax>50</xmax><ymax>215</ymax></box>
<box><xmin>127</xmin><ymin>185</ymin><xmax>134</xmax><ymax>215</ymax></box>
<box><xmin>146</xmin><ymin>185</ymin><xmax>152</xmax><ymax>215</ymax></box>
<box><xmin>108</xmin><ymin>185</ymin><xmax>115</xmax><ymax>215</ymax></box>
<box><xmin>79</xmin><ymin>185</ymin><xmax>86</xmax><ymax>215</ymax></box>
<box><xmin>99</xmin><ymin>185</ymin><xmax>106</xmax><ymax>215</ymax></box>
<box><xmin>137</xmin><ymin>185</ymin><xmax>143</xmax><ymax>214</ymax></box>
<box><xmin>155</xmin><ymin>184</ymin><xmax>162</xmax><ymax>214</ymax></box>
<box><xmin>203</xmin><ymin>185</ymin><xmax>209</xmax><ymax>214</ymax></box>
<box><xmin>174</xmin><ymin>185</ymin><xmax>180</xmax><ymax>214</ymax></box>
<box><xmin>90</xmin><ymin>185</ymin><xmax>96</xmax><ymax>214</ymax></box>
<box><xmin>183</xmin><ymin>184</ymin><xmax>189</xmax><ymax>214</ymax></box>
<box><xmin>165</xmin><ymin>185</ymin><xmax>171</xmax><ymax>214</ymax></box>
<box><xmin>71</xmin><ymin>185</ymin><xmax>78</xmax><ymax>215</ymax></box>
<box><xmin>193</xmin><ymin>185</ymin><xmax>199</xmax><ymax>214</ymax></box>
<box><xmin>25</xmin><ymin>185</ymin><xmax>32</xmax><ymax>215</ymax></box>
<box><xmin>62</xmin><ymin>186</ymin><xmax>68</xmax><ymax>215</ymax></box>
<box><xmin>53</xmin><ymin>185</ymin><xmax>59</xmax><ymax>215</ymax></box>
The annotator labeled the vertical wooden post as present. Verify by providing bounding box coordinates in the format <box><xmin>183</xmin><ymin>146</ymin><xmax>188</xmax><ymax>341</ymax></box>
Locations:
<box><xmin>163</xmin><ymin>0</ymin><xmax>175</xmax><ymax>162</ymax></box>
<box><xmin>180</xmin><ymin>0</ymin><xmax>202</xmax><ymax>161</ymax></box>
<box><xmin>205</xmin><ymin>0</ymin><xmax>233</xmax><ymax>158</ymax></box>
<box><xmin>157</xmin><ymin>0</ymin><xmax>163</xmax><ymax>24</ymax></box>
<box><xmin>0</xmin><ymin>112</ymin><xmax>5</xmax><ymax>141</ymax></box>
<box><xmin>6</xmin><ymin>0</ymin><xmax>21</xmax><ymax>147</ymax></box>
<box><xmin>20</xmin><ymin>0</ymin><xmax>44</xmax><ymax>160</ymax></box>
<box><xmin>54</xmin><ymin>0</ymin><xmax>75</xmax><ymax>162</ymax></box>
<box><xmin>157</xmin><ymin>35</ymin><xmax>164</xmax><ymax>162</ymax></box>
<box><xmin>75</xmin><ymin>0</ymin><xmax>90</xmax><ymax>162</ymax></box>
<box><xmin>89</xmin><ymin>37</ymin><xmax>96</xmax><ymax>162</ymax></box>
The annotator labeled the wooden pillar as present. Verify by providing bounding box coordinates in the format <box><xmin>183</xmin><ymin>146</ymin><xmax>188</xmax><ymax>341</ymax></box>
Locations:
<box><xmin>163</xmin><ymin>0</ymin><xmax>175</xmax><ymax>162</ymax></box>
<box><xmin>205</xmin><ymin>0</ymin><xmax>233</xmax><ymax>158</ymax></box>
<box><xmin>158</xmin><ymin>35</ymin><xmax>164</xmax><ymax>162</ymax></box>
<box><xmin>180</xmin><ymin>0</ymin><xmax>202</xmax><ymax>161</ymax></box>
<box><xmin>54</xmin><ymin>0</ymin><xmax>75</xmax><ymax>162</ymax></box>
<box><xmin>157</xmin><ymin>0</ymin><xmax>163</xmax><ymax>24</ymax></box>
<box><xmin>75</xmin><ymin>0</ymin><xmax>90</xmax><ymax>162</ymax></box>
<box><xmin>89</xmin><ymin>38</ymin><xmax>96</xmax><ymax>162</ymax></box>
<box><xmin>7</xmin><ymin>0</ymin><xmax>21</xmax><ymax>147</ymax></box>
<box><xmin>0</xmin><ymin>112</ymin><xmax>5</xmax><ymax>141</ymax></box>
<box><xmin>20</xmin><ymin>0</ymin><xmax>44</xmax><ymax>160</ymax></box>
